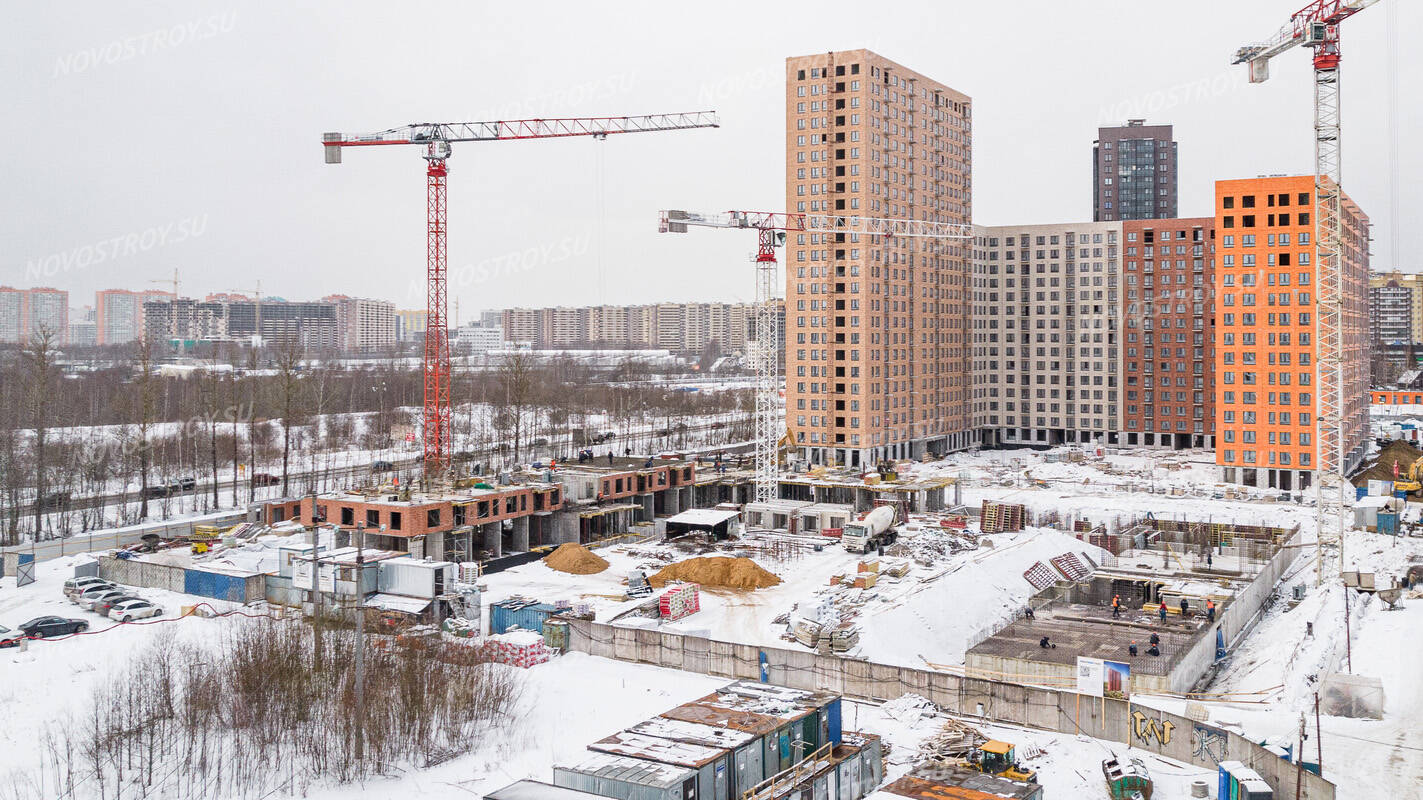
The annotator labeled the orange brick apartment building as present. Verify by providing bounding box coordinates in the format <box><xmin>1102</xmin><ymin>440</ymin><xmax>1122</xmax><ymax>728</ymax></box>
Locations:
<box><xmin>784</xmin><ymin>49</ymin><xmax>974</xmax><ymax>468</ymax></box>
<box><xmin>1213</xmin><ymin>176</ymin><xmax>1370</xmax><ymax>491</ymax></box>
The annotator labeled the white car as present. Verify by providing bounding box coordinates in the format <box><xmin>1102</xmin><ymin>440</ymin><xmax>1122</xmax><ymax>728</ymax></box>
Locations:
<box><xmin>72</xmin><ymin>583</ymin><xmax>118</xmax><ymax>606</ymax></box>
<box><xmin>63</xmin><ymin>576</ymin><xmax>109</xmax><ymax>599</ymax></box>
<box><xmin>79</xmin><ymin>588</ymin><xmax>130</xmax><ymax>612</ymax></box>
<box><xmin>109</xmin><ymin>600</ymin><xmax>163</xmax><ymax>623</ymax></box>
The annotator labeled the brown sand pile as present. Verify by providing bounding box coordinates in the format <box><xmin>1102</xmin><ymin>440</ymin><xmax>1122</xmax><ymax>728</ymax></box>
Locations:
<box><xmin>648</xmin><ymin>557</ymin><xmax>781</xmax><ymax>590</ymax></box>
<box><xmin>543</xmin><ymin>542</ymin><xmax>609</xmax><ymax>575</ymax></box>
<box><xmin>1352</xmin><ymin>439</ymin><xmax>1423</xmax><ymax>486</ymax></box>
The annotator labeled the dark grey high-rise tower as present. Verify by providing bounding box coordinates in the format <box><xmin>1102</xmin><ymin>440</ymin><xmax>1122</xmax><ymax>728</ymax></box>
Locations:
<box><xmin>1093</xmin><ymin>120</ymin><xmax>1177</xmax><ymax>221</ymax></box>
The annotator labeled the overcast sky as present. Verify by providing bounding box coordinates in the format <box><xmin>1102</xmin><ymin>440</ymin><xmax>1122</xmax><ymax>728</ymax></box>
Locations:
<box><xmin>3</xmin><ymin>1</ymin><xmax>1418</xmax><ymax>318</ymax></box>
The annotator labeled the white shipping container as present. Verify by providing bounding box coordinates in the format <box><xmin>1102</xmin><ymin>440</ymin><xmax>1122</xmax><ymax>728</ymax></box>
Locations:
<box><xmin>379</xmin><ymin>558</ymin><xmax>457</xmax><ymax>598</ymax></box>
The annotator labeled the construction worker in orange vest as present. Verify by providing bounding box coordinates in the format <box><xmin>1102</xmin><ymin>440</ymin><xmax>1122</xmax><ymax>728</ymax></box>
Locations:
<box><xmin>1206</xmin><ymin>599</ymin><xmax>1216</xmax><ymax>622</ymax></box>
<box><xmin>1111</xmin><ymin>594</ymin><xmax>1122</xmax><ymax>618</ymax></box>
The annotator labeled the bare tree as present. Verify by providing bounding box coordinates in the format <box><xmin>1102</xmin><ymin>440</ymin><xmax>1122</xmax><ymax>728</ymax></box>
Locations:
<box><xmin>22</xmin><ymin>328</ymin><xmax>59</xmax><ymax>539</ymax></box>
<box><xmin>274</xmin><ymin>340</ymin><xmax>307</xmax><ymax>496</ymax></box>
<box><xmin>136</xmin><ymin>338</ymin><xmax>158</xmax><ymax>520</ymax></box>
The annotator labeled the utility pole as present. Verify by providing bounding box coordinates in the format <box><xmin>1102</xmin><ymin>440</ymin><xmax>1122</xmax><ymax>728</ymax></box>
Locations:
<box><xmin>1314</xmin><ymin>692</ymin><xmax>1323</xmax><ymax>776</ymax></box>
<box><xmin>1293</xmin><ymin>712</ymin><xmax>1306</xmax><ymax>800</ymax></box>
<box><xmin>1342</xmin><ymin>582</ymin><xmax>1353</xmax><ymax>673</ymax></box>
<box><xmin>309</xmin><ymin>508</ymin><xmax>323</xmax><ymax>673</ymax></box>
<box><xmin>354</xmin><ymin>522</ymin><xmax>366</xmax><ymax>762</ymax></box>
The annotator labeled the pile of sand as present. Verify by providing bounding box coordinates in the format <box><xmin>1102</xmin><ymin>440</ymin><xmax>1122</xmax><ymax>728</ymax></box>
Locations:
<box><xmin>648</xmin><ymin>557</ymin><xmax>781</xmax><ymax>591</ymax></box>
<box><xmin>1352</xmin><ymin>439</ymin><xmax>1423</xmax><ymax>486</ymax></box>
<box><xmin>543</xmin><ymin>542</ymin><xmax>609</xmax><ymax>575</ymax></box>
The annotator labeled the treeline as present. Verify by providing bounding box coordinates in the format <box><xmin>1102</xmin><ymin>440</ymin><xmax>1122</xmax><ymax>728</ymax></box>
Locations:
<box><xmin>0</xmin><ymin>336</ymin><xmax>752</xmax><ymax>544</ymax></box>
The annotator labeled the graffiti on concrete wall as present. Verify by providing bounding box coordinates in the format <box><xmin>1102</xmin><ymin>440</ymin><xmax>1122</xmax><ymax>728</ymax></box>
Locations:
<box><xmin>1130</xmin><ymin>710</ymin><xmax>1176</xmax><ymax>747</ymax></box>
<box><xmin>1192</xmin><ymin>723</ymin><xmax>1229</xmax><ymax>765</ymax></box>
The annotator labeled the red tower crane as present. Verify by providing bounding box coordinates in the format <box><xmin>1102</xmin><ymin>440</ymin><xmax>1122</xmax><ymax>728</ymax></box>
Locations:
<box><xmin>1233</xmin><ymin>0</ymin><xmax>1379</xmax><ymax>584</ymax></box>
<box><xmin>323</xmin><ymin>112</ymin><xmax>719</xmax><ymax>475</ymax></box>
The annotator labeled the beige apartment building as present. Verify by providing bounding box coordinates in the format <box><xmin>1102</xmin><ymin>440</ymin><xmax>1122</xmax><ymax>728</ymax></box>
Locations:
<box><xmin>784</xmin><ymin>49</ymin><xmax>974</xmax><ymax>468</ymax></box>
<box><xmin>499</xmin><ymin>303</ymin><xmax>752</xmax><ymax>352</ymax></box>
<box><xmin>971</xmin><ymin>222</ymin><xmax>1125</xmax><ymax>448</ymax></box>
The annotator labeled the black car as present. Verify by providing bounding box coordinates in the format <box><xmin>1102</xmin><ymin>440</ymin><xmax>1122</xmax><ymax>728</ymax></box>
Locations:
<box><xmin>142</xmin><ymin>485</ymin><xmax>172</xmax><ymax>499</ymax></box>
<box><xmin>18</xmin><ymin>616</ymin><xmax>88</xmax><ymax>638</ymax></box>
<box><xmin>177</xmin><ymin>477</ymin><xmax>197</xmax><ymax>491</ymax></box>
<box><xmin>371</xmin><ymin>460</ymin><xmax>395</xmax><ymax>472</ymax></box>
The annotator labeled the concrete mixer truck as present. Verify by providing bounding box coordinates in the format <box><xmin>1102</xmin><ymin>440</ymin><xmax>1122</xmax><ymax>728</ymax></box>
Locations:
<box><xmin>841</xmin><ymin>504</ymin><xmax>900</xmax><ymax>554</ymax></box>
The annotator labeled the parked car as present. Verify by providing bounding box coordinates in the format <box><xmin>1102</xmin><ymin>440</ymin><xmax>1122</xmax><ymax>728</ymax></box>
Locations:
<box><xmin>80</xmin><ymin>588</ymin><xmax>131</xmax><ymax>612</ymax></box>
<box><xmin>142</xmin><ymin>485</ymin><xmax>172</xmax><ymax>499</ymax></box>
<box><xmin>94</xmin><ymin>594</ymin><xmax>141</xmax><ymax>615</ymax></box>
<box><xmin>40</xmin><ymin>491</ymin><xmax>72</xmax><ymax>510</ymax></box>
<box><xmin>109</xmin><ymin>600</ymin><xmax>163</xmax><ymax>623</ymax></box>
<box><xmin>250</xmin><ymin>472</ymin><xmax>279</xmax><ymax>487</ymax></box>
<box><xmin>0</xmin><ymin>625</ymin><xmax>25</xmax><ymax>648</ymax></box>
<box><xmin>71</xmin><ymin>582</ymin><xmax>117</xmax><ymax>605</ymax></box>
<box><xmin>371</xmin><ymin>460</ymin><xmax>395</xmax><ymax>472</ymax></box>
<box><xmin>63</xmin><ymin>576</ymin><xmax>109</xmax><ymax>599</ymax></box>
<box><xmin>177</xmin><ymin>477</ymin><xmax>197</xmax><ymax>491</ymax></box>
<box><xmin>18</xmin><ymin>616</ymin><xmax>88</xmax><ymax>638</ymax></box>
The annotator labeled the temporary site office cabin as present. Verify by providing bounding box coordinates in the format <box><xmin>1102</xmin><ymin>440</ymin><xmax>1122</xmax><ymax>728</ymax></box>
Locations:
<box><xmin>626</xmin><ymin>718</ymin><xmax>761</xmax><ymax>800</ymax></box>
<box><xmin>553</xmin><ymin>752</ymin><xmax>699</xmax><ymax>800</ymax></box>
<box><xmin>485</xmin><ymin>780</ymin><xmax>610</xmax><ymax>800</ymax></box>
<box><xmin>589</xmin><ymin>731</ymin><xmax>732</xmax><ymax>800</ymax></box>
<box><xmin>658</xmin><ymin>682</ymin><xmax>842</xmax><ymax>790</ymax></box>
<box><xmin>377</xmin><ymin>556</ymin><xmax>456</xmax><ymax>598</ymax></box>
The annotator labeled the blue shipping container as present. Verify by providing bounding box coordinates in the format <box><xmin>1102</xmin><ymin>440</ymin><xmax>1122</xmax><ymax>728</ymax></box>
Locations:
<box><xmin>1378</xmin><ymin>512</ymin><xmax>1400</xmax><ymax>536</ymax></box>
<box><xmin>184</xmin><ymin>568</ymin><xmax>247</xmax><ymax>602</ymax></box>
<box><xmin>491</xmin><ymin>600</ymin><xmax>556</xmax><ymax>634</ymax></box>
<box><xmin>1356</xmin><ymin>486</ymin><xmax>1369</xmax><ymax>500</ymax></box>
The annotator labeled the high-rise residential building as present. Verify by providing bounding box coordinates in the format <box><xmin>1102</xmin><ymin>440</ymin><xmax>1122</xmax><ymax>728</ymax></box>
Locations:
<box><xmin>1368</xmin><ymin>270</ymin><xmax>1423</xmax><ymax>342</ymax></box>
<box><xmin>142</xmin><ymin>298</ymin><xmax>230</xmax><ymax>344</ymax></box>
<box><xmin>495</xmin><ymin>303</ymin><xmax>756</xmax><ymax>353</ymax></box>
<box><xmin>0</xmin><ymin>287</ymin><xmax>71</xmax><ymax>344</ymax></box>
<box><xmin>24</xmin><ymin>287</ymin><xmax>68</xmax><ymax>343</ymax></box>
<box><xmin>1093</xmin><ymin>120</ymin><xmax>1178</xmax><ymax>222</ymax></box>
<box><xmin>395</xmin><ymin>309</ymin><xmax>428</xmax><ymax>342</ymax></box>
<box><xmin>970</xmin><ymin>222</ymin><xmax>1123</xmax><ymax>448</ymax></box>
<box><xmin>323</xmin><ymin>295</ymin><xmax>396</xmax><ymax>352</ymax></box>
<box><xmin>0</xmin><ymin>287</ymin><xmax>22</xmax><ymax>343</ymax></box>
<box><xmin>785</xmin><ymin>49</ymin><xmax>974</xmax><ymax>467</ymax></box>
<box><xmin>1121</xmin><ymin>217</ymin><xmax>1216</xmax><ymax>449</ymax></box>
<box><xmin>68</xmin><ymin>320</ymin><xmax>98</xmax><ymax>347</ymax></box>
<box><xmin>1367</xmin><ymin>274</ymin><xmax>1414</xmax><ymax>382</ymax></box>
<box><xmin>226</xmin><ymin>300</ymin><xmax>339</xmax><ymax>351</ymax></box>
<box><xmin>95</xmin><ymin>288</ymin><xmax>174</xmax><ymax>345</ymax></box>
<box><xmin>1213</xmin><ymin>176</ymin><xmax>1370</xmax><ymax>491</ymax></box>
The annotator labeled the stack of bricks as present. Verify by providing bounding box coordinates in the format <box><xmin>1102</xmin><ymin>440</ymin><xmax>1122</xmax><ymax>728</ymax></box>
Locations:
<box><xmin>480</xmin><ymin>630</ymin><xmax>553</xmax><ymax>668</ymax></box>
<box><xmin>658</xmin><ymin>583</ymin><xmax>701</xmax><ymax>621</ymax></box>
<box><xmin>980</xmin><ymin>500</ymin><xmax>1027</xmax><ymax>533</ymax></box>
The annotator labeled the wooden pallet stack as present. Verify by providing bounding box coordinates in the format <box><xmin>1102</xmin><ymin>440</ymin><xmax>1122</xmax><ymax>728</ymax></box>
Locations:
<box><xmin>980</xmin><ymin>500</ymin><xmax>1027</xmax><ymax>533</ymax></box>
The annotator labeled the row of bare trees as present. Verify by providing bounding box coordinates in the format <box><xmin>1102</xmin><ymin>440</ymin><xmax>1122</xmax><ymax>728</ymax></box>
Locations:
<box><xmin>0</xmin><ymin>618</ymin><xmax>524</xmax><ymax>800</ymax></box>
<box><xmin>0</xmin><ymin>335</ymin><xmax>752</xmax><ymax>544</ymax></box>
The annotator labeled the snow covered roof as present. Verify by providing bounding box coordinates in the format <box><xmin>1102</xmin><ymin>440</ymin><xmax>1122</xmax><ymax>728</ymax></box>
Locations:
<box><xmin>590</xmin><ymin>731</ymin><xmax>728</xmax><ymax>767</ymax></box>
<box><xmin>363</xmin><ymin>593</ymin><xmax>431</xmax><ymax>614</ymax></box>
<box><xmin>555</xmin><ymin>752</ymin><xmax>695</xmax><ymax>788</ymax></box>
<box><xmin>626</xmin><ymin>717</ymin><xmax>759</xmax><ymax>749</ymax></box>
<box><xmin>1354</xmin><ymin>495</ymin><xmax>1401</xmax><ymax>510</ymax></box>
<box><xmin>665</xmin><ymin>508</ymin><xmax>741</xmax><ymax>527</ymax></box>
<box><xmin>486</xmin><ymin>780</ymin><xmax>608</xmax><ymax>800</ymax></box>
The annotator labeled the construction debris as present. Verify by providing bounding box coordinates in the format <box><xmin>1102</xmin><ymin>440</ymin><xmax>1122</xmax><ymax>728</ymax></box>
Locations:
<box><xmin>980</xmin><ymin>501</ymin><xmax>1026</xmax><ymax>534</ymax></box>
<box><xmin>1352</xmin><ymin>439</ymin><xmax>1423</xmax><ymax>486</ymax></box>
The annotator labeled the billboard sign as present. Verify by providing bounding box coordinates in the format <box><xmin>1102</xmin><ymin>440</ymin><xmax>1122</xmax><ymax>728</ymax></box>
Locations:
<box><xmin>1104</xmin><ymin>660</ymin><xmax>1131</xmax><ymax>699</ymax></box>
<box><xmin>1076</xmin><ymin>657</ymin><xmax>1104</xmax><ymax>697</ymax></box>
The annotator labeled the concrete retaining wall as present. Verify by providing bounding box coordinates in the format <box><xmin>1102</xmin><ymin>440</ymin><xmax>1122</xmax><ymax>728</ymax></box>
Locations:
<box><xmin>564</xmin><ymin>620</ymin><xmax>1334</xmax><ymax>800</ymax></box>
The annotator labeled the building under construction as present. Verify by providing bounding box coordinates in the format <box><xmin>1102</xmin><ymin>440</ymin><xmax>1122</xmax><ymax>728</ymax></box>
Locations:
<box><xmin>966</xmin><ymin>516</ymin><xmax>1301</xmax><ymax>693</ymax></box>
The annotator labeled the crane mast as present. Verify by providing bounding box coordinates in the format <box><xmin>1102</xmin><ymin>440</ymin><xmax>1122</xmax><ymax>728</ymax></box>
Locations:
<box><xmin>1233</xmin><ymin>0</ymin><xmax>1378</xmax><ymax>585</ymax></box>
<box><xmin>324</xmin><ymin>112</ymin><xmax>718</xmax><ymax>477</ymax></box>
<box><xmin>659</xmin><ymin>210</ymin><xmax>971</xmax><ymax>504</ymax></box>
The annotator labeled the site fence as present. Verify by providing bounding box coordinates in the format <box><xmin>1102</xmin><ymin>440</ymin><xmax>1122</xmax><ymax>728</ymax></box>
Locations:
<box><xmin>564</xmin><ymin>613</ymin><xmax>1334</xmax><ymax>800</ymax></box>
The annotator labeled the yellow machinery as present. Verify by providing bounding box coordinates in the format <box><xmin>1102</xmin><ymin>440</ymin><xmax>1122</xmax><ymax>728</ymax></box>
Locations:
<box><xmin>964</xmin><ymin>740</ymin><xmax>1037</xmax><ymax>784</ymax></box>
<box><xmin>1392</xmin><ymin>456</ymin><xmax>1423</xmax><ymax>494</ymax></box>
